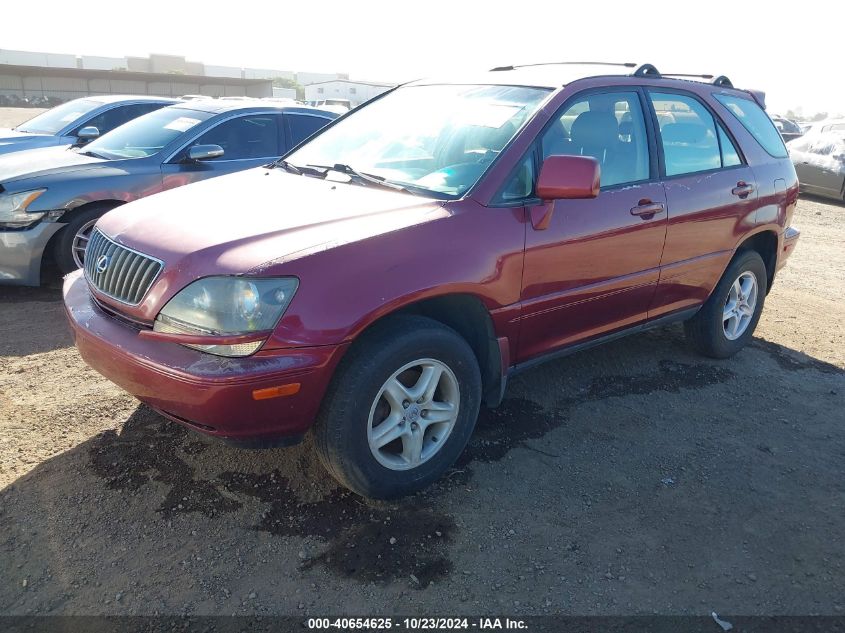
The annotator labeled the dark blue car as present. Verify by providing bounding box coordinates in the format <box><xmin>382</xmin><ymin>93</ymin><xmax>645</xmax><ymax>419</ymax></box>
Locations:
<box><xmin>0</xmin><ymin>99</ymin><xmax>337</xmax><ymax>285</ymax></box>
<box><xmin>0</xmin><ymin>95</ymin><xmax>178</xmax><ymax>156</ymax></box>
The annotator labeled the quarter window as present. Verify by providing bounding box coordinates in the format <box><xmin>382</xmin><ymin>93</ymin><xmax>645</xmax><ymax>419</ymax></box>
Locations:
<box><xmin>194</xmin><ymin>114</ymin><xmax>281</xmax><ymax>160</ymax></box>
<box><xmin>541</xmin><ymin>91</ymin><xmax>649</xmax><ymax>187</ymax></box>
<box><xmin>714</xmin><ymin>93</ymin><xmax>788</xmax><ymax>158</ymax></box>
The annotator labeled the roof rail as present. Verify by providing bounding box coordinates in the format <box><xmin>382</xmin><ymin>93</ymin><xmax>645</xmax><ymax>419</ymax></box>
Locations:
<box><xmin>711</xmin><ymin>75</ymin><xmax>734</xmax><ymax>88</ymax></box>
<box><xmin>663</xmin><ymin>73</ymin><xmax>714</xmax><ymax>80</ymax></box>
<box><xmin>490</xmin><ymin>61</ymin><xmax>637</xmax><ymax>72</ymax></box>
<box><xmin>632</xmin><ymin>63</ymin><xmax>660</xmax><ymax>78</ymax></box>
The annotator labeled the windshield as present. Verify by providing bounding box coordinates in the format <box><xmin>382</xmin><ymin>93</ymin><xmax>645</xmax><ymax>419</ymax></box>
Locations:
<box><xmin>287</xmin><ymin>84</ymin><xmax>550</xmax><ymax>198</ymax></box>
<box><xmin>83</xmin><ymin>107</ymin><xmax>213</xmax><ymax>159</ymax></box>
<box><xmin>15</xmin><ymin>99</ymin><xmax>101</xmax><ymax>134</ymax></box>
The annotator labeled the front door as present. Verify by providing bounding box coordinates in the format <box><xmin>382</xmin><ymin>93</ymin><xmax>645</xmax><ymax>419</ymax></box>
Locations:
<box><xmin>518</xmin><ymin>89</ymin><xmax>668</xmax><ymax>363</ymax></box>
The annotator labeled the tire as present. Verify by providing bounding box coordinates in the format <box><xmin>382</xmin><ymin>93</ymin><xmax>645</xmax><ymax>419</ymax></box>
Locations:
<box><xmin>314</xmin><ymin>315</ymin><xmax>482</xmax><ymax>499</ymax></box>
<box><xmin>684</xmin><ymin>250</ymin><xmax>767</xmax><ymax>359</ymax></box>
<box><xmin>53</xmin><ymin>205</ymin><xmax>115</xmax><ymax>274</ymax></box>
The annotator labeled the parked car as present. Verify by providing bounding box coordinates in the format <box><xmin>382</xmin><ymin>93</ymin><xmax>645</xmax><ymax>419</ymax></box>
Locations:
<box><xmin>0</xmin><ymin>95</ymin><xmax>177</xmax><ymax>156</ymax></box>
<box><xmin>771</xmin><ymin>116</ymin><xmax>803</xmax><ymax>142</ymax></box>
<box><xmin>0</xmin><ymin>100</ymin><xmax>336</xmax><ymax>285</ymax></box>
<box><xmin>63</xmin><ymin>63</ymin><xmax>800</xmax><ymax>498</ymax></box>
<box><xmin>788</xmin><ymin>131</ymin><xmax>845</xmax><ymax>201</ymax></box>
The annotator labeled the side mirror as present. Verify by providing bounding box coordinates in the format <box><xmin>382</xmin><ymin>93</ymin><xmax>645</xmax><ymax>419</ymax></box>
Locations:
<box><xmin>531</xmin><ymin>155</ymin><xmax>601</xmax><ymax>231</ymax></box>
<box><xmin>536</xmin><ymin>155</ymin><xmax>601</xmax><ymax>201</ymax></box>
<box><xmin>76</xmin><ymin>126</ymin><xmax>100</xmax><ymax>143</ymax></box>
<box><xmin>187</xmin><ymin>144</ymin><xmax>225</xmax><ymax>161</ymax></box>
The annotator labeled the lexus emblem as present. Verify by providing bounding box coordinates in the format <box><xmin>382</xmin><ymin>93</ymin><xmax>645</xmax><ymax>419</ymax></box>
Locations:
<box><xmin>95</xmin><ymin>254</ymin><xmax>110</xmax><ymax>274</ymax></box>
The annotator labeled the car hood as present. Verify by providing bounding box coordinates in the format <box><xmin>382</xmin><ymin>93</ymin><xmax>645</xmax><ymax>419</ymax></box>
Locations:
<box><xmin>98</xmin><ymin>167</ymin><xmax>450</xmax><ymax>277</ymax></box>
<box><xmin>0</xmin><ymin>145</ymin><xmax>104</xmax><ymax>185</ymax></box>
<box><xmin>0</xmin><ymin>128</ymin><xmax>67</xmax><ymax>156</ymax></box>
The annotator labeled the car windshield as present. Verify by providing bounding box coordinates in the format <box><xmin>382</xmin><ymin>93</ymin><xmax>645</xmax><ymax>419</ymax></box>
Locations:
<box><xmin>15</xmin><ymin>99</ymin><xmax>101</xmax><ymax>134</ymax></box>
<box><xmin>286</xmin><ymin>84</ymin><xmax>550</xmax><ymax>198</ymax></box>
<box><xmin>83</xmin><ymin>107</ymin><xmax>213</xmax><ymax>159</ymax></box>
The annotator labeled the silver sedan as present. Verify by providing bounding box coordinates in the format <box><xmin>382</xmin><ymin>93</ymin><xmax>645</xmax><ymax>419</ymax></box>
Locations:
<box><xmin>788</xmin><ymin>131</ymin><xmax>845</xmax><ymax>202</ymax></box>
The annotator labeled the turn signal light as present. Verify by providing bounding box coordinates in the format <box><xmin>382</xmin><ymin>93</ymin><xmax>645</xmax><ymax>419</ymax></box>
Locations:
<box><xmin>252</xmin><ymin>383</ymin><xmax>301</xmax><ymax>400</ymax></box>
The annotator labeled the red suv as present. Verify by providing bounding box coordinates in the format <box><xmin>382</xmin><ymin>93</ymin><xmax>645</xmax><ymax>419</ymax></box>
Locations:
<box><xmin>63</xmin><ymin>62</ymin><xmax>800</xmax><ymax>498</ymax></box>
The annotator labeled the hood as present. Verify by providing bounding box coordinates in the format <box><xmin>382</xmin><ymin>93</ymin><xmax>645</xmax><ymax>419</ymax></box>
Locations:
<box><xmin>0</xmin><ymin>145</ymin><xmax>104</xmax><ymax>186</ymax></box>
<box><xmin>98</xmin><ymin>167</ymin><xmax>449</xmax><ymax>276</ymax></box>
<box><xmin>0</xmin><ymin>128</ymin><xmax>67</xmax><ymax>156</ymax></box>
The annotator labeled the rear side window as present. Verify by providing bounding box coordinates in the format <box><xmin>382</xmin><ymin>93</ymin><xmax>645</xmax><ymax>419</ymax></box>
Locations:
<box><xmin>650</xmin><ymin>92</ymin><xmax>723</xmax><ymax>176</ymax></box>
<box><xmin>541</xmin><ymin>91</ymin><xmax>650</xmax><ymax>187</ymax></box>
<box><xmin>286</xmin><ymin>114</ymin><xmax>333</xmax><ymax>148</ymax></box>
<box><xmin>714</xmin><ymin>94</ymin><xmax>788</xmax><ymax>158</ymax></box>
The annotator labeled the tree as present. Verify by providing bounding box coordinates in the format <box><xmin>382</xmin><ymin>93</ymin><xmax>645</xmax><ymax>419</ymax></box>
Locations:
<box><xmin>273</xmin><ymin>77</ymin><xmax>304</xmax><ymax>100</ymax></box>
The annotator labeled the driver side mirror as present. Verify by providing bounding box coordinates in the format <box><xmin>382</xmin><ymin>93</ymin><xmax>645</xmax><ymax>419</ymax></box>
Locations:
<box><xmin>187</xmin><ymin>144</ymin><xmax>225</xmax><ymax>162</ymax></box>
<box><xmin>75</xmin><ymin>126</ymin><xmax>100</xmax><ymax>144</ymax></box>
<box><xmin>536</xmin><ymin>155</ymin><xmax>601</xmax><ymax>201</ymax></box>
<box><xmin>531</xmin><ymin>155</ymin><xmax>601</xmax><ymax>231</ymax></box>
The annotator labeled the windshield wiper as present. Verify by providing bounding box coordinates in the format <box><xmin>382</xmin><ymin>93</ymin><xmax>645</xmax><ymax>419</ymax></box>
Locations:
<box><xmin>269</xmin><ymin>159</ymin><xmax>326</xmax><ymax>177</ymax></box>
<box><xmin>78</xmin><ymin>149</ymin><xmax>109</xmax><ymax>159</ymax></box>
<box><xmin>307</xmin><ymin>163</ymin><xmax>419</xmax><ymax>195</ymax></box>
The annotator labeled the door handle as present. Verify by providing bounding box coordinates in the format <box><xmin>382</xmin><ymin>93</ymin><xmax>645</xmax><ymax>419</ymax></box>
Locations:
<box><xmin>630</xmin><ymin>201</ymin><xmax>665</xmax><ymax>217</ymax></box>
<box><xmin>732</xmin><ymin>181</ymin><xmax>755</xmax><ymax>198</ymax></box>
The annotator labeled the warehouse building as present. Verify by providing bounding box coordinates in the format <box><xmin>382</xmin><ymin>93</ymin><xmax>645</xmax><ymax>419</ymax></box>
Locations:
<box><xmin>0</xmin><ymin>49</ymin><xmax>350</xmax><ymax>102</ymax></box>
<box><xmin>304</xmin><ymin>79</ymin><xmax>393</xmax><ymax>107</ymax></box>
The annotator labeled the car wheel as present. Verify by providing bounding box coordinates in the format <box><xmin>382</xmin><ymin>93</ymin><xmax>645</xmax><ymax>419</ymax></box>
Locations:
<box><xmin>314</xmin><ymin>315</ymin><xmax>481</xmax><ymax>499</ymax></box>
<box><xmin>54</xmin><ymin>205</ymin><xmax>115</xmax><ymax>274</ymax></box>
<box><xmin>684</xmin><ymin>250</ymin><xmax>767</xmax><ymax>359</ymax></box>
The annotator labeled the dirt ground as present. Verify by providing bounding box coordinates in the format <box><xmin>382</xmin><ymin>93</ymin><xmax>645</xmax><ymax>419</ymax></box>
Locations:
<box><xmin>0</xmin><ymin>107</ymin><xmax>47</xmax><ymax>129</ymax></box>
<box><xmin>0</xmin><ymin>106</ymin><xmax>843</xmax><ymax>617</ymax></box>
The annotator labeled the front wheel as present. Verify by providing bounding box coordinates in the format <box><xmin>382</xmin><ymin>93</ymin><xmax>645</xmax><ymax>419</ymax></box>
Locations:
<box><xmin>53</xmin><ymin>205</ymin><xmax>116</xmax><ymax>274</ymax></box>
<box><xmin>314</xmin><ymin>315</ymin><xmax>481</xmax><ymax>499</ymax></box>
<box><xmin>684</xmin><ymin>250</ymin><xmax>767</xmax><ymax>359</ymax></box>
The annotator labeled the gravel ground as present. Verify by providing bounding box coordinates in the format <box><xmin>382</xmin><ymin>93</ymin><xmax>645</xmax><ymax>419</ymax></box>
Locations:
<box><xmin>0</xmin><ymin>104</ymin><xmax>843</xmax><ymax>617</ymax></box>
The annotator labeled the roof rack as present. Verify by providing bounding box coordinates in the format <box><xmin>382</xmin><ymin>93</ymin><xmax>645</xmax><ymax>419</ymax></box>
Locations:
<box><xmin>488</xmin><ymin>61</ymin><xmax>736</xmax><ymax>89</ymax></box>
<box><xmin>663</xmin><ymin>73</ymin><xmax>714</xmax><ymax>80</ymax></box>
<box><xmin>632</xmin><ymin>63</ymin><xmax>660</xmax><ymax>78</ymax></box>
<box><xmin>490</xmin><ymin>61</ymin><xmax>637</xmax><ymax>72</ymax></box>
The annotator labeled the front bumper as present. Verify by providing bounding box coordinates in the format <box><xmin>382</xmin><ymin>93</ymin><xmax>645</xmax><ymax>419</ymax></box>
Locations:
<box><xmin>63</xmin><ymin>270</ymin><xmax>347</xmax><ymax>443</ymax></box>
<box><xmin>0</xmin><ymin>221</ymin><xmax>63</xmax><ymax>286</ymax></box>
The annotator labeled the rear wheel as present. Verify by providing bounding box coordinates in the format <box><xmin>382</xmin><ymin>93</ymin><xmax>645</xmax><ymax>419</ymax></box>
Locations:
<box><xmin>314</xmin><ymin>315</ymin><xmax>481</xmax><ymax>499</ymax></box>
<box><xmin>684</xmin><ymin>250</ymin><xmax>767</xmax><ymax>358</ymax></box>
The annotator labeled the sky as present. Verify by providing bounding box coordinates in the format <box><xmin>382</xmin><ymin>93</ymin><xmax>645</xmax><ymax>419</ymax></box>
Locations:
<box><xmin>3</xmin><ymin>0</ymin><xmax>842</xmax><ymax>116</ymax></box>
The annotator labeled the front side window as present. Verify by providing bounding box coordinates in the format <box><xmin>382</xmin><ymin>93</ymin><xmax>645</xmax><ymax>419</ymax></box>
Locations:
<box><xmin>76</xmin><ymin>102</ymin><xmax>166</xmax><ymax>136</ymax></box>
<box><xmin>83</xmin><ymin>107</ymin><xmax>213</xmax><ymax>159</ymax></box>
<box><xmin>541</xmin><ymin>91</ymin><xmax>650</xmax><ymax>188</ymax></box>
<box><xmin>193</xmin><ymin>114</ymin><xmax>281</xmax><ymax>160</ymax></box>
<box><xmin>14</xmin><ymin>99</ymin><xmax>100</xmax><ymax>135</ymax></box>
<box><xmin>714</xmin><ymin>93</ymin><xmax>788</xmax><ymax>158</ymax></box>
<box><xmin>286</xmin><ymin>84</ymin><xmax>550</xmax><ymax>199</ymax></box>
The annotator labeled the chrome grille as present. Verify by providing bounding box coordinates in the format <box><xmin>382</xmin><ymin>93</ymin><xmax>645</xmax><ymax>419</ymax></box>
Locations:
<box><xmin>84</xmin><ymin>229</ymin><xmax>163</xmax><ymax>305</ymax></box>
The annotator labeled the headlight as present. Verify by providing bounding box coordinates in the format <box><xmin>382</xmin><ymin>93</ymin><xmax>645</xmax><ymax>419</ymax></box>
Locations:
<box><xmin>0</xmin><ymin>189</ymin><xmax>47</xmax><ymax>228</ymax></box>
<box><xmin>153</xmin><ymin>276</ymin><xmax>298</xmax><ymax>357</ymax></box>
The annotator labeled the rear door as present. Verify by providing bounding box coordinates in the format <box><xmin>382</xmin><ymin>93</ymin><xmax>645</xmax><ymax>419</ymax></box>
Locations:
<box><xmin>798</xmin><ymin>137</ymin><xmax>845</xmax><ymax>198</ymax></box>
<box><xmin>160</xmin><ymin>112</ymin><xmax>284</xmax><ymax>189</ymax></box>
<box><xmin>646</xmin><ymin>90</ymin><xmax>758</xmax><ymax>318</ymax></box>
<box><xmin>517</xmin><ymin>88</ymin><xmax>668</xmax><ymax>362</ymax></box>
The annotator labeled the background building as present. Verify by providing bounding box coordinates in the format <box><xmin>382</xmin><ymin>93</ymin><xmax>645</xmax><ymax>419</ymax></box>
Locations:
<box><xmin>0</xmin><ymin>48</ymin><xmax>354</xmax><ymax>103</ymax></box>
<box><xmin>304</xmin><ymin>79</ymin><xmax>393</xmax><ymax>107</ymax></box>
